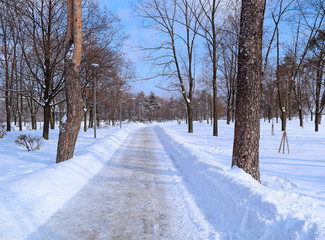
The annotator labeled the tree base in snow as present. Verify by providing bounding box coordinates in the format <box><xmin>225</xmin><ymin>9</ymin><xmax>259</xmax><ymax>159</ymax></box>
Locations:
<box><xmin>56</xmin><ymin>59</ymin><xmax>82</xmax><ymax>163</ymax></box>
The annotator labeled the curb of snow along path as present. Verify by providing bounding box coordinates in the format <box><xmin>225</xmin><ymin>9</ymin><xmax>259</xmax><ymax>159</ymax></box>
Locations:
<box><xmin>154</xmin><ymin>125</ymin><xmax>325</xmax><ymax>240</ymax></box>
<box><xmin>0</xmin><ymin>123</ymin><xmax>143</xmax><ymax>240</ymax></box>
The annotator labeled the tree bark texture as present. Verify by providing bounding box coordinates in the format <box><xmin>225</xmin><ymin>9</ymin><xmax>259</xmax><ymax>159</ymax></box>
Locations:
<box><xmin>56</xmin><ymin>59</ymin><xmax>82</xmax><ymax>163</ymax></box>
<box><xmin>84</xmin><ymin>110</ymin><xmax>87</xmax><ymax>132</ymax></box>
<box><xmin>315</xmin><ymin>59</ymin><xmax>323</xmax><ymax>132</ymax></box>
<box><xmin>232</xmin><ymin>0</ymin><xmax>265</xmax><ymax>182</ymax></box>
<box><xmin>43</xmin><ymin>104</ymin><xmax>51</xmax><ymax>139</ymax></box>
<box><xmin>299</xmin><ymin>109</ymin><xmax>303</xmax><ymax>127</ymax></box>
<box><xmin>187</xmin><ymin>103</ymin><xmax>193</xmax><ymax>133</ymax></box>
<box><xmin>51</xmin><ymin>107</ymin><xmax>55</xmax><ymax>129</ymax></box>
<box><xmin>213</xmin><ymin>79</ymin><xmax>218</xmax><ymax>136</ymax></box>
<box><xmin>212</xmin><ymin>4</ymin><xmax>218</xmax><ymax>137</ymax></box>
<box><xmin>56</xmin><ymin>0</ymin><xmax>83</xmax><ymax>163</ymax></box>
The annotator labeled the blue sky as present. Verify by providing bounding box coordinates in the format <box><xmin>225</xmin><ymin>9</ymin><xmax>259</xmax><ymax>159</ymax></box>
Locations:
<box><xmin>97</xmin><ymin>0</ymin><xmax>165</xmax><ymax>96</ymax></box>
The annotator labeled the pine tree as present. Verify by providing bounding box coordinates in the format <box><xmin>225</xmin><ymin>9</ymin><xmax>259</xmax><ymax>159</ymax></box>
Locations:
<box><xmin>232</xmin><ymin>0</ymin><xmax>265</xmax><ymax>182</ymax></box>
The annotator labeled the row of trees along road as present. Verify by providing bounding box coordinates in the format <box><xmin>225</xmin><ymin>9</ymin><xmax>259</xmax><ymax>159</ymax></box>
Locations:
<box><xmin>0</xmin><ymin>0</ymin><xmax>129</xmax><ymax>141</ymax></box>
<box><xmin>137</xmin><ymin>0</ymin><xmax>325</xmax><ymax>136</ymax></box>
<box><xmin>137</xmin><ymin>0</ymin><xmax>325</xmax><ymax>182</ymax></box>
<box><xmin>1</xmin><ymin>0</ymin><xmax>325</xmax><ymax>181</ymax></box>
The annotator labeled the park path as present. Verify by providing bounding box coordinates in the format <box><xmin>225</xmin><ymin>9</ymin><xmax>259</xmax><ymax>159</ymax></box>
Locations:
<box><xmin>29</xmin><ymin>126</ymin><xmax>215</xmax><ymax>240</ymax></box>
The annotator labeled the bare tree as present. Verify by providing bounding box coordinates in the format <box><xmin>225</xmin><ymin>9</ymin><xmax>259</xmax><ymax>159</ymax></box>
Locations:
<box><xmin>138</xmin><ymin>0</ymin><xmax>199</xmax><ymax>133</ymax></box>
<box><xmin>218</xmin><ymin>13</ymin><xmax>239</xmax><ymax>125</ymax></box>
<box><xmin>193</xmin><ymin>0</ymin><xmax>226</xmax><ymax>136</ymax></box>
<box><xmin>6</xmin><ymin>0</ymin><xmax>67</xmax><ymax>139</ymax></box>
<box><xmin>0</xmin><ymin>2</ymin><xmax>15</xmax><ymax>132</ymax></box>
<box><xmin>232</xmin><ymin>0</ymin><xmax>265</xmax><ymax>182</ymax></box>
<box><xmin>309</xmin><ymin>30</ymin><xmax>325</xmax><ymax>131</ymax></box>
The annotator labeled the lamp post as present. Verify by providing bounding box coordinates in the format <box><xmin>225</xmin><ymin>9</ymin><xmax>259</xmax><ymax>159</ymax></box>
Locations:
<box><xmin>132</xmin><ymin>97</ymin><xmax>135</xmax><ymax>122</ymax></box>
<box><xmin>91</xmin><ymin>63</ymin><xmax>99</xmax><ymax>138</ymax></box>
<box><xmin>119</xmin><ymin>88</ymin><xmax>123</xmax><ymax>128</ymax></box>
<box><xmin>119</xmin><ymin>100</ymin><xmax>122</xmax><ymax>128</ymax></box>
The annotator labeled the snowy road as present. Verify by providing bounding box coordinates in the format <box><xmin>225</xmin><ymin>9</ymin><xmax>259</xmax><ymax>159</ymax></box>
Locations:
<box><xmin>29</xmin><ymin>126</ymin><xmax>216</xmax><ymax>240</ymax></box>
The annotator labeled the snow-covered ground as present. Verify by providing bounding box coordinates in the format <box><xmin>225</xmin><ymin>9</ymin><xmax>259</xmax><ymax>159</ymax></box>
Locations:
<box><xmin>0</xmin><ymin>123</ymin><xmax>144</xmax><ymax>239</ymax></box>
<box><xmin>155</xmin><ymin>119</ymin><xmax>325</xmax><ymax>239</ymax></box>
<box><xmin>0</xmin><ymin>119</ymin><xmax>324</xmax><ymax>239</ymax></box>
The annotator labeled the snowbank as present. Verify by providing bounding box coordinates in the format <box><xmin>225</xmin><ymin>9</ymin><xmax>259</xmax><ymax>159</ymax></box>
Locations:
<box><xmin>0</xmin><ymin>123</ymin><xmax>142</xmax><ymax>240</ymax></box>
<box><xmin>155</xmin><ymin>125</ymin><xmax>325</xmax><ymax>240</ymax></box>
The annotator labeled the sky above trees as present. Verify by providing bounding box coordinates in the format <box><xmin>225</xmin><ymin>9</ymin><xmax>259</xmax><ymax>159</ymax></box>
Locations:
<box><xmin>98</xmin><ymin>0</ymin><xmax>164</xmax><ymax>95</ymax></box>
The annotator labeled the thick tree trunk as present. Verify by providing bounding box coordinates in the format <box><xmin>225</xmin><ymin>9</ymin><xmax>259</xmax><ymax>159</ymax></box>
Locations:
<box><xmin>84</xmin><ymin>110</ymin><xmax>87</xmax><ymax>132</ymax></box>
<box><xmin>88</xmin><ymin>107</ymin><xmax>93</xmax><ymax>128</ymax></box>
<box><xmin>232</xmin><ymin>0</ymin><xmax>264</xmax><ymax>182</ymax></box>
<box><xmin>59</xmin><ymin>105</ymin><xmax>63</xmax><ymax>125</ymax></box>
<box><xmin>212</xmin><ymin>83</ymin><xmax>218</xmax><ymax>136</ymax></box>
<box><xmin>281</xmin><ymin>111</ymin><xmax>287</xmax><ymax>131</ymax></box>
<box><xmin>32</xmin><ymin>115</ymin><xmax>37</xmax><ymax>130</ymax></box>
<box><xmin>56</xmin><ymin>60</ymin><xmax>83</xmax><ymax>163</ymax></box>
<box><xmin>226</xmin><ymin>106</ymin><xmax>231</xmax><ymax>125</ymax></box>
<box><xmin>231</xmin><ymin>97</ymin><xmax>235</xmax><ymax>123</ymax></box>
<box><xmin>50</xmin><ymin>106</ymin><xmax>55</xmax><ymax>129</ymax></box>
<box><xmin>187</xmin><ymin>104</ymin><xmax>193</xmax><ymax>133</ymax></box>
<box><xmin>43</xmin><ymin>103</ymin><xmax>51</xmax><ymax>140</ymax></box>
<box><xmin>299</xmin><ymin>108</ymin><xmax>303</xmax><ymax>127</ymax></box>
<box><xmin>211</xmin><ymin>0</ymin><xmax>218</xmax><ymax>136</ymax></box>
<box><xmin>315</xmin><ymin>60</ymin><xmax>323</xmax><ymax>131</ymax></box>
<box><xmin>315</xmin><ymin>111</ymin><xmax>319</xmax><ymax>132</ymax></box>
<box><xmin>56</xmin><ymin>0</ymin><xmax>83</xmax><ymax>163</ymax></box>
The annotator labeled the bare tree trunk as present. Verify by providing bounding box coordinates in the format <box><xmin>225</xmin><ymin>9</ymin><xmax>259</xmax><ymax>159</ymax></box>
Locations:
<box><xmin>212</xmin><ymin>80</ymin><xmax>218</xmax><ymax>136</ymax></box>
<box><xmin>32</xmin><ymin>115</ymin><xmax>37</xmax><ymax>130</ymax></box>
<box><xmin>84</xmin><ymin>110</ymin><xmax>87</xmax><ymax>132</ymax></box>
<box><xmin>275</xmin><ymin>26</ymin><xmax>287</xmax><ymax>132</ymax></box>
<box><xmin>50</xmin><ymin>106</ymin><xmax>55</xmax><ymax>129</ymax></box>
<box><xmin>299</xmin><ymin>108</ymin><xmax>303</xmax><ymax>127</ymax></box>
<box><xmin>232</xmin><ymin>0</ymin><xmax>265</xmax><ymax>183</ymax></box>
<box><xmin>211</xmin><ymin>0</ymin><xmax>218</xmax><ymax>137</ymax></box>
<box><xmin>281</xmin><ymin>111</ymin><xmax>287</xmax><ymax>131</ymax></box>
<box><xmin>43</xmin><ymin>103</ymin><xmax>51</xmax><ymax>139</ymax></box>
<box><xmin>89</xmin><ymin>107</ymin><xmax>93</xmax><ymax>128</ymax></box>
<box><xmin>226</xmin><ymin>105</ymin><xmax>231</xmax><ymax>125</ymax></box>
<box><xmin>187</xmin><ymin>104</ymin><xmax>193</xmax><ymax>133</ymax></box>
<box><xmin>315</xmin><ymin>59</ymin><xmax>323</xmax><ymax>132</ymax></box>
<box><xmin>3</xmin><ymin>23</ymin><xmax>11</xmax><ymax>132</ymax></box>
<box><xmin>56</xmin><ymin>0</ymin><xmax>83</xmax><ymax>163</ymax></box>
<box><xmin>56</xmin><ymin>60</ymin><xmax>82</xmax><ymax>162</ymax></box>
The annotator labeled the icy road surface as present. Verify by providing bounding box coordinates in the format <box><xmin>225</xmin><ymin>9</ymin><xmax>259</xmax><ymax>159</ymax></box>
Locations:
<box><xmin>29</xmin><ymin>127</ymin><xmax>217</xmax><ymax>240</ymax></box>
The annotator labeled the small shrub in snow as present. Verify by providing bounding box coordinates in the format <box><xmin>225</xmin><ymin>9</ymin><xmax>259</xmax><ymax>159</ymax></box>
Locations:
<box><xmin>0</xmin><ymin>125</ymin><xmax>6</xmax><ymax>138</ymax></box>
<box><xmin>15</xmin><ymin>134</ymin><xmax>43</xmax><ymax>151</ymax></box>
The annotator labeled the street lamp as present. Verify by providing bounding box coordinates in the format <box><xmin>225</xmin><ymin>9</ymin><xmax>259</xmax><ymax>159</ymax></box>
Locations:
<box><xmin>91</xmin><ymin>63</ymin><xmax>99</xmax><ymax>138</ymax></box>
<box><xmin>132</xmin><ymin>97</ymin><xmax>135</xmax><ymax>122</ymax></box>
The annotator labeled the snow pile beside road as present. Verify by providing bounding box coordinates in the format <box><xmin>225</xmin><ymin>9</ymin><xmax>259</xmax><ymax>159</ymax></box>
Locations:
<box><xmin>155</xmin><ymin>125</ymin><xmax>325</xmax><ymax>240</ymax></box>
<box><xmin>0</xmin><ymin>123</ymin><xmax>143</xmax><ymax>240</ymax></box>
